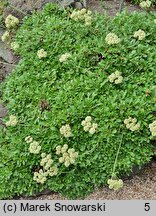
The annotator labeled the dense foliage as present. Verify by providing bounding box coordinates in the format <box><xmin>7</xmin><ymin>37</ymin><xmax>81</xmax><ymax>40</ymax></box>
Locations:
<box><xmin>0</xmin><ymin>4</ymin><xmax>156</xmax><ymax>199</ymax></box>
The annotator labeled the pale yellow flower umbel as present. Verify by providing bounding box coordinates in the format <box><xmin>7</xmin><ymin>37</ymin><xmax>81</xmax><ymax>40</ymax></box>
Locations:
<box><xmin>47</xmin><ymin>165</ymin><xmax>58</xmax><ymax>177</ymax></box>
<box><xmin>84</xmin><ymin>11</ymin><xmax>92</xmax><ymax>26</ymax></box>
<box><xmin>25</xmin><ymin>136</ymin><xmax>33</xmax><ymax>143</ymax></box>
<box><xmin>134</xmin><ymin>29</ymin><xmax>146</xmax><ymax>40</ymax></box>
<box><xmin>5</xmin><ymin>115</ymin><xmax>18</xmax><ymax>127</ymax></box>
<box><xmin>33</xmin><ymin>169</ymin><xmax>48</xmax><ymax>184</ymax></box>
<box><xmin>59</xmin><ymin>53</ymin><xmax>71</xmax><ymax>63</ymax></box>
<box><xmin>107</xmin><ymin>179</ymin><xmax>123</xmax><ymax>190</ymax></box>
<box><xmin>56</xmin><ymin>145</ymin><xmax>62</xmax><ymax>155</ymax></box>
<box><xmin>40</xmin><ymin>153</ymin><xmax>54</xmax><ymax>170</ymax></box>
<box><xmin>39</xmin><ymin>153</ymin><xmax>58</xmax><ymax>177</ymax></box>
<box><xmin>5</xmin><ymin>14</ymin><xmax>19</xmax><ymax>29</ymax></box>
<box><xmin>33</xmin><ymin>152</ymin><xmax>58</xmax><ymax>184</ymax></box>
<box><xmin>56</xmin><ymin>144</ymin><xmax>79</xmax><ymax>167</ymax></box>
<box><xmin>60</xmin><ymin>124</ymin><xmax>72</xmax><ymax>138</ymax></box>
<box><xmin>108</xmin><ymin>71</ymin><xmax>123</xmax><ymax>84</ymax></box>
<box><xmin>154</xmin><ymin>19</ymin><xmax>156</xmax><ymax>24</ymax></box>
<box><xmin>1</xmin><ymin>31</ymin><xmax>10</xmax><ymax>42</ymax></box>
<box><xmin>29</xmin><ymin>141</ymin><xmax>41</xmax><ymax>154</ymax></box>
<box><xmin>149</xmin><ymin>121</ymin><xmax>156</xmax><ymax>137</ymax></box>
<box><xmin>37</xmin><ymin>49</ymin><xmax>47</xmax><ymax>59</ymax></box>
<box><xmin>10</xmin><ymin>42</ymin><xmax>19</xmax><ymax>51</ymax></box>
<box><xmin>105</xmin><ymin>33</ymin><xmax>121</xmax><ymax>45</ymax></box>
<box><xmin>139</xmin><ymin>0</ymin><xmax>151</xmax><ymax>9</ymax></box>
<box><xmin>124</xmin><ymin>117</ymin><xmax>140</xmax><ymax>131</ymax></box>
<box><xmin>70</xmin><ymin>8</ymin><xmax>86</xmax><ymax>20</ymax></box>
<box><xmin>81</xmin><ymin>116</ymin><xmax>98</xmax><ymax>134</ymax></box>
<box><xmin>61</xmin><ymin>144</ymin><xmax>69</xmax><ymax>153</ymax></box>
<box><xmin>70</xmin><ymin>9</ymin><xmax>92</xmax><ymax>26</ymax></box>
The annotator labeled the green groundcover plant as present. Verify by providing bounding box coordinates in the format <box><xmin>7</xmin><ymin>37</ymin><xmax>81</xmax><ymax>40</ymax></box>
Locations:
<box><xmin>0</xmin><ymin>4</ymin><xmax>156</xmax><ymax>199</ymax></box>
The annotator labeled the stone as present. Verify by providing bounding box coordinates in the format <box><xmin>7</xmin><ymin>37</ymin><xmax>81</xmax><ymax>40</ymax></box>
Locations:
<box><xmin>61</xmin><ymin>0</ymin><xmax>75</xmax><ymax>7</ymax></box>
<box><xmin>0</xmin><ymin>62</ymin><xmax>15</xmax><ymax>82</ymax></box>
<box><xmin>74</xmin><ymin>2</ymin><xmax>83</xmax><ymax>9</ymax></box>
<box><xmin>0</xmin><ymin>41</ymin><xmax>16</xmax><ymax>63</ymax></box>
<box><xmin>0</xmin><ymin>104</ymin><xmax>7</xmax><ymax>118</ymax></box>
<box><xmin>0</xmin><ymin>29</ymin><xmax>16</xmax><ymax>64</ymax></box>
<box><xmin>4</xmin><ymin>0</ymin><xmax>57</xmax><ymax>18</ymax></box>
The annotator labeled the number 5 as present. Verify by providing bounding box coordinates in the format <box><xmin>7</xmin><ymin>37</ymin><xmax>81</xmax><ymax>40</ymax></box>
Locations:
<box><xmin>144</xmin><ymin>203</ymin><xmax>150</xmax><ymax>211</ymax></box>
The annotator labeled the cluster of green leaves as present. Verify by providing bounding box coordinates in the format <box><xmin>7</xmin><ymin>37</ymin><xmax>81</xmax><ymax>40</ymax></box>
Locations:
<box><xmin>0</xmin><ymin>1</ymin><xmax>4</xmax><ymax>25</ymax></box>
<box><xmin>0</xmin><ymin>1</ymin><xmax>4</xmax><ymax>14</ymax></box>
<box><xmin>0</xmin><ymin>4</ymin><xmax>156</xmax><ymax>199</ymax></box>
<box><xmin>0</xmin><ymin>0</ymin><xmax>8</xmax><ymax>27</ymax></box>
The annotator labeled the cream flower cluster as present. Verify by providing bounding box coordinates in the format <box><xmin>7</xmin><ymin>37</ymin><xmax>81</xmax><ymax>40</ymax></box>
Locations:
<box><xmin>10</xmin><ymin>42</ymin><xmax>19</xmax><ymax>51</ymax></box>
<box><xmin>33</xmin><ymin>153</ymin><xmax>58</xmax><ymax>184</ymax></box>
<box><xmin>25</xmin><ymin>136</ymin><xmax>33</xmax><ymax>143</ymax></box>
<box><xmin>108</xmin><ymin>71</ymin><xmax>123</xmax><ymax>84</ymax></box>
<box><xmin>28</xmin><ymin>140</ymin><xmax>41</xmax><ymax>154</ymax></box>
<box><xmin>56</xmin><ymin>144</ymin><xmax>78</xmax><ymax>167</ymax></box>
<box><xmin>1</xmin><ymin>14</ymin><xmax>19</xmax><ymax>43</ymax></box>
<box><xmin>33</xmin><ymin>169</ymin><xmax>48</xmax><ymax>184</ymax></box>
<box><xmin>105</xmin><ymin>33</ymin><xmax>121</xmax><ymax>45</ymax></box>
<box><xmin>56</xmin><ymin>144</ymin><xmax>68</xmax><ymax>155</ymax></box>
<box><xmin>139</xmin><ymin>0</ymin><xmax>151</xmax><ymax>9</ymax></box>
<box><xmin>107</xmin><ymin>179</ymin><xmax>123</xmax><ymax>190</ymax></box>
<box><xmin>154</xmin><ymin>19</ymin><xmax>156</xmax><ymax>24</ymax></box>
<box><xmin>1</xmin><ymin>31</ymin><xmax>10</xmax><ymax>42</ymax></box>
<box><xmin>5</xmin><ymin>115</ymin><xmax>18</xmax><ymax>127</ymax></box>
<box><xmin>37</xmin><ymin>49</ymin><xmax>47</xmax><ymax>59</ymax></box>
<box><xmin>40</xmin><ymin>153</ymin><xmax>58</xmax><ymax>176</ymax></box>
<box><xmin>47</xmin><ymin>165</ymin><xmax>58</xmax><ymax>177</ymax></box>
<box><xmin>70</xmin><ymin>8</ymin><xmax>92</xmax><ymax>26</ymax></box>
<box><xmin>33</xmin><ymin>166</ymin><xmax>58</xmax><ymax>184</ymax></box>
<box><xmin>149</xmin><ymin>121</ymin><xmax>156</xmax><ymax>137</ymax></box>
<box><xmin>5</xmin><ymin>14</ymin><xmax>19</xmax><ymax>29</ymax></box>
<box><xmin>134</xmin><ymin>29</ymin><xmax>146</xmax><ymax>40</ymax></box>
<box><xmin>124</xmin><ymin>117</ymin><xmax>140</xmax><ymax>131</ymax></box>
<box><xmin>60</xmin><ymin>124</ymin><xmax>72</xmax><ymax>138</ymax></box>
<box><xmin>40</xmin><ymin>153</ymin><xmax>54</xmax><ymax>170</ymax></box>
<box><xmin>59</xmin><ymin>53</ymin><xmax>71</xmax><ymax>63</ymax></box>
<box><xmin>81</xmin><ymin>116</ymin><xmax>98</xmax><ymax>134</ymax></box>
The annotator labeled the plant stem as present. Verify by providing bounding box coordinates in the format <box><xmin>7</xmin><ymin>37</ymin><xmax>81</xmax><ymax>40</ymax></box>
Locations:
<box><xmin>100</xmin><ymin>0</ymin><xmax>106</xmax><ymax>9</ymax></box>
<box><xmin>56</xmin><ymin>0</ymin><xmax>65</xmax><ymax>11</ymax></box>
<box><xmin>82</xmin><ymin>143</ymin><xmax>99</xmax><ymax>156</ymax></box>
<box><xmin>119</xmin><ymin>0</ymin><xmax>125</xmax><ymax>13</ymax></box>
<box><xmin>111</xmin><ymin>132</ymin><xmax>124</xmax><ymax>178</ymax></box>
<box><xmin>126</xmin><ymin>68</ymin><xmax>139</xmax><ymax>79</ymax></box>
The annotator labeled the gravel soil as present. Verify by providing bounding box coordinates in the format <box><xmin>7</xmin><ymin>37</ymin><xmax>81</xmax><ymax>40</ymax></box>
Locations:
<box><xmin>0</xmin><ymin>0</ymin><xmax>156</xmax><ymax>200</ymax></box>
<box><xmin>87</xmin><ymin>0</ymin><xmax>142</xmax><ymax>16</ymax></box>
<box><xmin>17</xmin><ymin>161</ymin><xmax>155</xmax><ymax>200</ymax></box>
